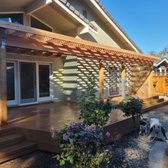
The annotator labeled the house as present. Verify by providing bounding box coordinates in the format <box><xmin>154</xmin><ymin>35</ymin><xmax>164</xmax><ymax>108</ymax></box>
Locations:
<box><xmin>154</xmin><ymin>58</ymin><xmax>168</xmax><ymax>76</ymax></box>
<box><xmin>0</xmin><ymin>0</ymin><xmax>159</xmax><ymax>125</ymax></box>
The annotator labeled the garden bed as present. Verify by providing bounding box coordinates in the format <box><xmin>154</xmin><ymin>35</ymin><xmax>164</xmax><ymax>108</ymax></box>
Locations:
<box><xmin>0</xmin><ymin>133</ymin><xmax>153</xmax><ymax>168</ymax></box>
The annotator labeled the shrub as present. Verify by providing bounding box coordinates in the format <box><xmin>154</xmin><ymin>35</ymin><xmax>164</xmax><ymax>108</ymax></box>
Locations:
<box><xmin>79</xmin><ymin>77</ymin><xmax>113</xmax><ymax>127</ymax></box>
<box><xmin>119</xmin><ymin>96</ymin><xmax>143</xmax><ymax>120</ymax></box>
<box><xmin>55</xmin><ymin>76</ymin><xmax>112</xmax><ymax>168</ymax></box>
<box><xmin>56</xmin><ymin>123</ymin><xmax>111</xmax><ymax>168</ymax></box>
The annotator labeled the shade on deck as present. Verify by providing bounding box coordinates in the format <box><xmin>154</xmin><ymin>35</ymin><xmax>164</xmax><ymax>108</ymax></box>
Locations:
<box><xmin>0</xmin><ymin>21</ymin><xmax>160</xmax><ymax>126</ymax></box>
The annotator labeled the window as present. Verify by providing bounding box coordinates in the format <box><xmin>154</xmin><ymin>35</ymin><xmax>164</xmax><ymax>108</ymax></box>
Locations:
<box><xmin>0</xmin><ymin>14</ymin><xmax>23</xmax><ymax>24</ymax></box>
<box><xmin>39</xmin><ymin>65</ymin><xmax>50</xmax><ymax>97</ymax></box>
<box><xmin>82</xmin><ymin>10</ymin><xmax>87</xmax><ymax>18</ymax></box>
<box><xmin>7</xmin><ymin>63</ymin><xmax>15</xmax><ymax>101</ymax></box>
<box><xmin>31</xmin><ymin>17</ymin><xmax>52</xmax><ymax>32</ymax></box>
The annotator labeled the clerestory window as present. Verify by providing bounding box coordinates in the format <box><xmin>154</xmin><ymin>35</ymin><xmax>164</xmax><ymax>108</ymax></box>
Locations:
<box><xmin>0</xmin><ymin>13</ymin><xmax>23</xmax><ymax>24</ymax></box>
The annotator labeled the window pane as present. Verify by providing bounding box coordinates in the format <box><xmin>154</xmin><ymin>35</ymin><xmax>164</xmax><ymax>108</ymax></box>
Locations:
<box><xmin>20</xmin><ymin>62</ymin><xmax>37</xmax><ymax>103</ymax></box>
<box><xmin>0</xmin><ymin>14</ymin><xmax>23</xmax><ymax>24</ymax></box>
<box><xmin>39</xmin><ymin>65</ymin><xmax>50</xmax><ymax>97</ymax></box>
<box><xmin>31</xmin><ymin>17</ymin><xmax>52</xmax><ymax>32</ymax></box>
<box><xmin>7</xmin><ymin>63</ymin><xmax>15</xmax><ymax>100</ymax></box>
<box><xmin>109</xmin><ymin>67</ymin><xmax>121</xmax><ymax>96</ymax></box>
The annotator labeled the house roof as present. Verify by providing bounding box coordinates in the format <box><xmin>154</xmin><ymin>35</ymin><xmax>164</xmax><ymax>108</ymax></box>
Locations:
<box><xmin>154</xmin><ymin>58</ymin><xmax>168</xmax><ymax>67</ymax></box>
<box><xmin>87</xmin><ymin>0</ymin><xmax>142</xmax><ymax>53</ymax></box>
<box><xmin>27</xmin><ymin>0</ymin><xmax>143</xmax><ymax>53</ymax></box>
<box><xmin>0</xmin><ymin>21</ymin><xmax>160</xmax><ymax>65</ymax></box>
<box><xmin>0</xmin><ymin>0</ymin><xmax>144</xmax><ymax>53</ymax></box>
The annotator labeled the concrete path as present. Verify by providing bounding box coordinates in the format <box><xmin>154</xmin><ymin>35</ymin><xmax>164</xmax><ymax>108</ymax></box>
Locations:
<box><xmin>144</xmin><ymin>105</ymin><xmax>168</xmax><ymax>168</ymax></box>
<box><xmin>149</xmin><ymin>141</ymin><xmax>168</xmax><ymax>168</ymax></box>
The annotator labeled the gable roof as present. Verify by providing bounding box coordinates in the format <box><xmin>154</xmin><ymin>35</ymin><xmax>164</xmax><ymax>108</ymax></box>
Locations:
<box><xmin>89</xmin><ymin>0</ymin><xmax>142</xmax><ymax>53</ymax></box>
<box><xmin>0</xmin><ymin>0</ymin><xmax>144</xmax><ymax>53</ymax></box>
<box><xmin>154</xmin><ymin>58</ymin><xmax>168</xmax><ymax>67</ymax></box>
<box><xmin>96</xmin><ymin>0</ymin><xmax>142</xmax><ymax>52</ymax></box>
<box><xmin>31</xmin><ymin>0</ymin><xmax>142</xmax><ymax>53</ymax></box>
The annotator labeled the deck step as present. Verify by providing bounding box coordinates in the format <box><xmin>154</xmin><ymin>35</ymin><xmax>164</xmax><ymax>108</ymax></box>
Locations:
<box><xmin>143</xmin><ymin>98</ymin><xmax>164</xmax><ymax>103</ymax></box>
<box><xmin>143</xmin><ymin>100</ymin><xmax>168</xmax><ymax>112</ymax></box>
<box><xmin>0</xmin><ymin>141</ymin><xmax>37</xmax><ymax>163</ymax></box>
<box><xmin>0</xmin><ymin>134</ymin><xmax>25</xmax><ymax>148</ymax></box>
<box><xmin>141</xmin><ymin>95</ymin><xmax>168</xmax><ymax>112</ymax></box>
<box><xmin>0</xmin><ymin>128</ymin><xmax>37</xmax><ymax>164</ymax></box>
<box><xmin>143</xmin><ymin>95</ymin><xmax>159</xmax><ymax>101</ymax></box>
<box><xmin>0</xmin><ymin>128</ymin><xmax>18</xmax><ymax>136</ymax></box>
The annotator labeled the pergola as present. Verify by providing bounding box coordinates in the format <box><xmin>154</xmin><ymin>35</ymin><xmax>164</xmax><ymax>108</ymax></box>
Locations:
<box><xmin>0</xmin><ymin>21</ymin><xmax>160</xmax><ymax>126</ymax></box>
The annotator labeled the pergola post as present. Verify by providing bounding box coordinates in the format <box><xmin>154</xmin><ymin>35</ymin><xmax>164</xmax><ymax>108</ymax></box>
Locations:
<box><xmin>99</xmin><ymin>60</ymin><xmax>104</xmax><ymax>101</ymax></box>
<box><xmin>149</xmin><ymin>70</ymin><xmax>154</xmax><ymax>97</ymax></box>
<box><xmin>121</xmin><ymin>64</ymin><xmax>126</xmax><ymax>98</ymax></box>
<box><xmin>0</xmin><ymin>28</ymin><xmax>7</xmax><ymax>126</ymax></box>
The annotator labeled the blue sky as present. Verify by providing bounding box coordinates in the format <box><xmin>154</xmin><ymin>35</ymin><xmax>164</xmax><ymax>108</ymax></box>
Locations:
<box><xmin>100</xmin><ymin>0</ymin><xmax>168</xmax><ymax>54</ymax></box>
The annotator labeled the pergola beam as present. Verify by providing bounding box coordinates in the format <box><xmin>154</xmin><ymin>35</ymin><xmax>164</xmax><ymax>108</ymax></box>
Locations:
<box><xmin>99</xmin><ymin>60</ymin><xmax>104</xmax><ymax>101</ymax></box>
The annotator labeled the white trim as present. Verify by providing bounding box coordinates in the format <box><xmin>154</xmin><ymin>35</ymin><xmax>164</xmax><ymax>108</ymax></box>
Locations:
<box><xmin>89</xmin><ymin>0</ymin><xmax>140</xmax><ymax>53</ymax></box>
<box><xmin>19</xmin><ymin>61</ymin><xmax>37</xmax><ymax>104</ymax></box>
<box><xmin>53</xmin><ymin>0</ymin><xmax>97</xmax><ymax>34</ymax></box>
<box><xmin>18</xmin><ymin>102</ymin><xmax>38</xmax><ymax>106</ymax></box>
<box><xmin>7</xmin><ymin>61</ymin><xmax>18</xmax><ymax>106</ymax></box>
<box><xmin>154</xmin><ymin>58</ymin><xmax>168</xmax><ymax>67</ymax></box>
<box><xmin>0</xmin><ymin>11</ymin><xmax>24</xmax><ymax>14</ymax></box>
<box><xmin>7</xmin><ymin>59</ymin><xmax>53</xmax><ymax>106</ymax></box>
<box><xmin>36</xmin><ymin>63</ymin><xmax>40</xmax><ymax>102</ymax></box>
<box><xmin>38</xmin><ymin>63</ymin><xmax>52</xmax><ymax>102</ymax></box>
<box><xmin>25</xmin><ymin>0</ymin><xmax>52</xmax><ymax>15</ymax></box>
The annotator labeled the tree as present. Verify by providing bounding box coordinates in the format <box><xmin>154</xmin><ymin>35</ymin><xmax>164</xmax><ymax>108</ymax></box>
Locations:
<box><xmin>149</xmin><ymin>47</ymin><xmax>168</xmax><ymax>58</ymax></box>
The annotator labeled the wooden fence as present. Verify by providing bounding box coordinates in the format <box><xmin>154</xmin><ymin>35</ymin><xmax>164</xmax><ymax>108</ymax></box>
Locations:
<box><xmin>153</xmin><ymin>76</ymin><xmax>168</xmax><ymax>95</ymax></box>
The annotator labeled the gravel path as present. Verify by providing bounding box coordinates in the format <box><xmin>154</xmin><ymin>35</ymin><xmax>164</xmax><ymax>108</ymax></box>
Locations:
<box><xmin>0</xmin><ymin>106</ymin><xmax>168</xmax><ymax>168</ymax></box>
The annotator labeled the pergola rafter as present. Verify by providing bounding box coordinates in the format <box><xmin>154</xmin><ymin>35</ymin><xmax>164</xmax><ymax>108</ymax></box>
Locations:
<box><xmin>0</xmin><ymin>21</ymin><xmax>159</xmax><ymax>65</ymax></box>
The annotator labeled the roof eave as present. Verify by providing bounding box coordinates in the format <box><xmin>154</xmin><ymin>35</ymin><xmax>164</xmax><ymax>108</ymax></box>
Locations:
<box><xmin>88</xmin><ymin>0</ymin><xmax>142</xmax><ymax>53</ymax></box>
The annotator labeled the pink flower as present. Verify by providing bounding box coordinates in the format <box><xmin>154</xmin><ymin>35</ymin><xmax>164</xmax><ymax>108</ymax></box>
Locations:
<box><xmin>63</xmin><ymin>133</ymin><xmax>69</xmax><ymax>141</ymax></box>
<box><xmin>105</xmin><ymin>131</ymin><xmax>111</xmax><ymax>139</ymax></box>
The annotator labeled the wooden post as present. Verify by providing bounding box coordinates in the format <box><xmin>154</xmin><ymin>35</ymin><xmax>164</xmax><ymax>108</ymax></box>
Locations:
<box><xmin>149</xmin><ymin>70</ymin><xmax>154</xmax><ymax>97</ymax></box>
<box><xmin>0</xmin><ymin>28</ymin><xmax>7</xmax><ymax>126</ymax></box>
<box><xmin>121</xmin><ymin>64</ymin><xmax>126</xmax><ymax>98</ymax></box>
<box><xmin>121</xmin><ymin>67</ymin><xmax>126</xmax><ymax>80</ymax></box>
<box><xmin>99</xmin><ymin>60</ymin><xmax>104</xmax><ymax>101</ymax></box>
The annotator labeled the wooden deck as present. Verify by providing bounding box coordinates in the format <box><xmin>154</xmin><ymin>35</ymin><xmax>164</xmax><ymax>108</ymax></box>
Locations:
<box><xmin>4</xmin><ymin>102</ymin><xmax>125</xmax><ymax>132</ymax></box>
<box><xmin>6</xmin><ymin>102</ymin><xmax>80</xmax><ymax>131</ymax></box>
<box><xmin>1</xmin><ymin>98</ymin><xmax>167</xmax><ymax>155</ymax></box>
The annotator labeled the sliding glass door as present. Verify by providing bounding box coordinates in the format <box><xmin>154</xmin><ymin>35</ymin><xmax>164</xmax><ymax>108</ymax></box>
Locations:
<box><xmin>39</xmin><ymin>65</ymin><xmax>50</xmax><ymax>99</ymax></box>
<box><xmin>7</xmin><ymin>61</ymin><xmax>51</xmax><ymax>106</ymax></box>
<box><xmin>7</xmin><ymin>62</ymin><xmax>17</xmax><ymax>105</ymax></box>
<box><xmin>20</xmin><ymin>62</ymin><xmax>37</xmax><ymax>104</ymax></box>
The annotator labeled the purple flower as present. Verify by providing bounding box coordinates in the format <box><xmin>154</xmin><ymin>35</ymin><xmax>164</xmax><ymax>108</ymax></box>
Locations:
<box><xmin>105</xmin><ymin>131</ymin><xmax>111</xmax><ymax>139</ymax></box>
<box><xmin>63</xmin><ymin>133</ymin><xmax>69</xmax><ymax>141</ymax></box>
<box><xmin>85</xmin><ymin>127</ymin><xmax>93</xmax><ymax>133</ymax></box>
<box><xmin>69</xmin><ymin>123</ymin><xmax>75</xmax><ymax>129</ymax></box>
<box><xmin>79</xmin><ymin>139</ymin><xmax>87</xmax><ymax>145</ymax></box>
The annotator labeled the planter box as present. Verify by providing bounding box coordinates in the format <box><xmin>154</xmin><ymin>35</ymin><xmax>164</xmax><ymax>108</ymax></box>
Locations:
<box><xmin>103</xmin><ymin>116</ymin><xmax>140</xmax><ymax>142</ymax></box>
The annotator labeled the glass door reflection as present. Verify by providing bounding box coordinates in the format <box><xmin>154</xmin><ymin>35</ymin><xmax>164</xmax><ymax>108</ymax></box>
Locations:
<box><xmin>20</xmin><ymin>62</ymin><xmax>37</xmax><ymax>104</ymax></box>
